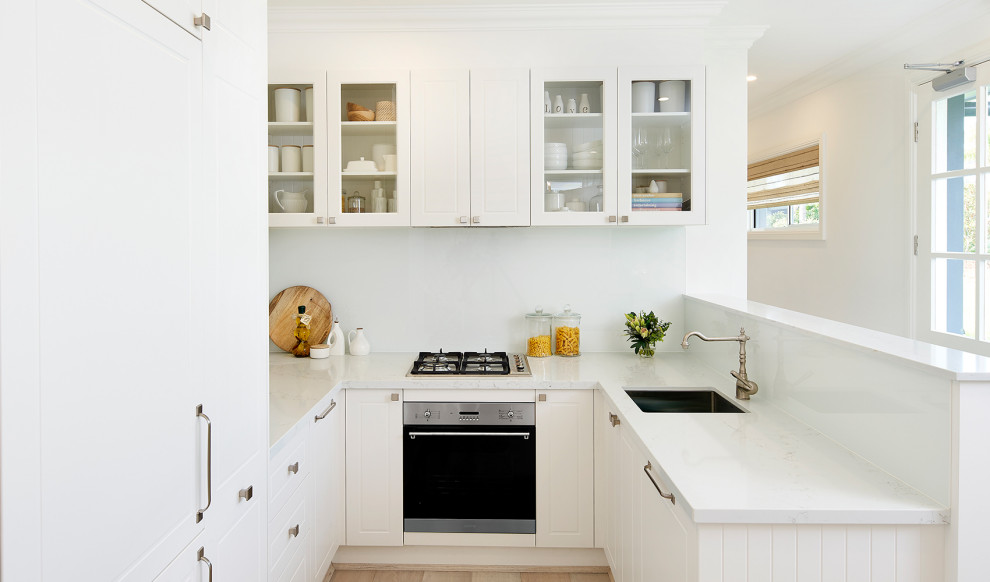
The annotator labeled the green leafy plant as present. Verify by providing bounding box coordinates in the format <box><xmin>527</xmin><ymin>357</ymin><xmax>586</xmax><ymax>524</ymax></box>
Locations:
<box><xmin>623</xmin><ymin>311</ymin><xmax>671</xmax><ymax>356</ymax></box>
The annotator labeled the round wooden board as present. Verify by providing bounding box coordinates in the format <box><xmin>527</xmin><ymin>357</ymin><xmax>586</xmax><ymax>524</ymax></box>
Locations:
<box><xmin>269</xmin><ymin>286</ymin><xmax>333</xmax><ymax>352</ymax></box>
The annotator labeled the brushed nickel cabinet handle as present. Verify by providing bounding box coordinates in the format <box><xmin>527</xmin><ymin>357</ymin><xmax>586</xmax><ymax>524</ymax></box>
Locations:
<box><xmin>621</xmin><ymin>215</ymin><xmax>629</xmax><ymax>223</ymax></box>
<box><xmin>288</xmin><ymin>462</ymin><xmax>299</xmax><ymax>475</ymax></box>
<box><xmin>317</xmin><ymin>216</ymin><xmax>324</xmax><ymax>224</ymax></box>
<box><xmin>608</xmin><ymin>215</ymin><xmax>617</xmax><ymax>223</ymax></box>
<box><xmin>238</xmin><ymin>486</ymin><xmax>253</xmax><ymax>502</ymax></box>
<box><xmin>472</xmin><ymin>216</ymin><xmax>480</xmax><ymax>224</ymax></box>
<box><xmin>193</xmin><ymin>13</ymin><xmax>211</xmax><ymax>30</ymax></box>
<box><xmin>196</xmin><ymin>404</ymin><xmax>212</xmax><ymax>523</ymax></box>
<box><xmin>289</xmin><ymin>524</ymin><xmax>300</xmax><ymax>538</ymax></box>
<box><xmin>644</xmin><ymin>461</ymin><xmax>675</xmax><ymax>504</ymax></box>
<box><xmin>538</xmin><ymin>394</ymin><xmax>547</xmax><ymax>402</ymax></box>
<box><xmin>459</xmin><ymin>216</ymin><xmax>468</xmax><ymax>224</ymax></box>
<box><xmin>314</xmin><ymin>399</ymin><xmax>337</xmax><ymax>422</ymax></box>
<box><xmin>328</xmin><ymin>216</ymin><xmax>336</xmax><ymax>225</ymax></box>
<box><xmin>198</xmin><ymin>547</ymin><xmax>213</xmax><ymax>582</ymax></box>
<box><xmin>391</xmin><ymin>393</ymin><xmax>400</xmax><ymax>402</ymax></box>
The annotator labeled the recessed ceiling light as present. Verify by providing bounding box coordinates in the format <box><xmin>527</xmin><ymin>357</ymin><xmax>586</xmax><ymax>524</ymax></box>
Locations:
<box><xmin>746</xmin><ymin>75</ymin><xmax>758</xmax><ymax>82</ymax></box>
<box><xmin>657</xmin><ymin>97</ymin><xmax>670</xmax><ymax>102</ymax></box>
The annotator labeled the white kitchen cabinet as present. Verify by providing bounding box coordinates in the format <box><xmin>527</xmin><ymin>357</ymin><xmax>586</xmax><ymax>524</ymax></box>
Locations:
<box><xmin>329</xmin><ymin>70</ymin><xmax>411</xmax><ymax>226</ymax></box>
<box><xmin>345</xmin><ymin>389</ymin><xmax>404</xmax><ymax>546</ymax></box>
<box><xmin>639</xmin><ymin>462</ymin><xmax>692</xmax><ymax>582</ymax></box>
<box><xmin>410</xmin><ymin>69</ymin><xmax>530</xmax><ymax>227</ymax></box>
<box><xmin>0</xmin><ymin>0</ymin><xmax>268</xmax><ymax>579</ymax></box>
<box><xmin>269</xmin><ymin>475</ymin><xmax>312</xmax><ymax>582</ymax></box>
<box><xmin>141</xmin><ymin>0</ymin><xmax>204</xmax><ymax>39</ymax></box>
<box><xmin>310</xmin><ymin>389</ymin><xmax>345</xmax><ymax>582</ymax></box>
<box><xmin>535</xmin><ymin>390</ymin><xmax>595</xmax><ymax>548</ymax></box>
<box><xmin>153</xmin><ymin>536</ymin><xmax>207</xmax><ymax>582</ymax></box>
<box><xmin>268</xmin><ymin>76</ymin><xmax>328</xmax><ymax>227</ymax></box>
<box><xmin>617</xmin><ymin>66</ymin><xmax>706</xmax><ymax>226</ymax></box>
<box><xmin>531</xmin><ymin>68</ymin><xmax>618</xmax><ymax>226</ymax></box>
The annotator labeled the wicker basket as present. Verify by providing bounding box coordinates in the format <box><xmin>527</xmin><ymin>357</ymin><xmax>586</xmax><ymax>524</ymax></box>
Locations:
<box><xmin>347</xmin><ymin>110</ymin><xmax>375</xmax><ymax>122</ymax></box>
<box><xmin>375</xmin><ymin>100</ymin><xmax>396</xmax><ymax>121</ymax></box>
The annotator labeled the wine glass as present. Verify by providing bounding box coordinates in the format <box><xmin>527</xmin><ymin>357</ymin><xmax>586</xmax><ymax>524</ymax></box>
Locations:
<box><xmin>632</xmin><ymin>127</ymin><xmax>649</xmax><ymax>169</ymax></box>
<box><xmin>657</xmin><ymin>127</ymin><xmax>674</xmax><ymax>168</ymax></box>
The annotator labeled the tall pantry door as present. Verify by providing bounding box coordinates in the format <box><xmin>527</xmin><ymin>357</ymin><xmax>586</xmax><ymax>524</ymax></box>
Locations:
<box><xmin>34</xmin><ymin>0</ymin><xmax>206</xmax><ymax>579</ymax></box>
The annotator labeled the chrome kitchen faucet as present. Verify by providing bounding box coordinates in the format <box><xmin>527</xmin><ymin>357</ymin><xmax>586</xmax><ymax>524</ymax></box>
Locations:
<box><xmin>681</xmin><ymin>328</ymin><xmax>759</xmax><ymax>400</ymax></box>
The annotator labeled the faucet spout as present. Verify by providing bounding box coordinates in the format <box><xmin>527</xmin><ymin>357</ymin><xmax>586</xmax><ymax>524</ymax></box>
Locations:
<box><xmin>679</xmin><ymin>327</ymin><xmax>757</xmax><ymax>400</ymax></box>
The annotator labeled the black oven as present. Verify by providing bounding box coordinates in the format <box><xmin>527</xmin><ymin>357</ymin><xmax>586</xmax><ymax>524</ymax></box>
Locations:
<box><xmin>403</xmin><ymin>401</ymin><xmax>536</xmax><ymax>534</ymax></box>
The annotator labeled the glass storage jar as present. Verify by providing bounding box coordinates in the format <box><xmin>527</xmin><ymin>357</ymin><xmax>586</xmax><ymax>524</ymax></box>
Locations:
<box><xmin>525</xmin><ymin>306</ymin><xmax>553</xmax><ymax>357</ymax></box>
<box><xmin>553</xmin><ymin>304</ymin><xmax>581</xmax><ymax>357</ymax></box>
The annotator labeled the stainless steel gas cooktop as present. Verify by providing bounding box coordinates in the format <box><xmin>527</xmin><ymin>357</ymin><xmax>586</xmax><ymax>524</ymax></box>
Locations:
<box><xmin>406</xmin><ymin>350</ymin><xmax>531</xmax><ymax>377</ymax></box>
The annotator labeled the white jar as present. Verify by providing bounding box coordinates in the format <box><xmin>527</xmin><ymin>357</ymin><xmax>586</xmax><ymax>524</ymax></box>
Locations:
<box><xmin>281</xmin><ymin>145</ymin><xmax>302</xmax><ymax>172</ymax></box>
<box><xmin>348</xmin><ymin>328</ymin><xmax>371</xmax><ymax>356</ymax></box>
<box><xmin>304</xmin><ymin>87</ymin><xmax>314</xmax><ymax>122</ymax></box>
<box><xmin>658</xmin><ymin>81</ymin><xmax>686</xmax><ymax>112</ymax></box>
<box><xmin>273</xmin><ymin>87</ymin><xmax>301</xmax><ymax>122</ymax></box>
<box><xmin>632</xmin><ymin>81</ymin><xmax>656</xmax><ymax>113</ymax></box>
<box><xmin>267</xmin><ymin>145</ymin><xmax>280</xmax><ymax>172</ymax></box>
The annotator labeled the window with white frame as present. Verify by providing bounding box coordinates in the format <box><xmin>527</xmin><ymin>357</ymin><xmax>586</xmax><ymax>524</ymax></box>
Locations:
<box><xmin>747</xmin><ymin>143</ymin><xmax>822</xmax><ymax>236</ymax></box>
<box><xmin>916</xmin><ymin>61</ymin><xmax>990</xmax><ymax>353</ymax></box>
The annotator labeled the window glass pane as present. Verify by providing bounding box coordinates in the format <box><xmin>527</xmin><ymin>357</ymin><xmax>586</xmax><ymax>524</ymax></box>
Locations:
<box><xmin>754</xmin><ymin>206</ymin><xmax>788</xmax><ymax>229</ymax></box>
<box><xmin>789</xmin><ymin>202</ymin><xmax>819</xmax><ymax>225</ymax></box>
<box><xmin>933</xmin><ymin>175</ymin><xmax>977</xmax><ymax>253</ymax></box>
<box><xmin>933</xmin><ymin>258</ymin><xmax>975</xmax><ymax>338</ymax></box>
<box><xmin>934</xmin><ymin>90</ymin><xmax>977</xmax><ymax>173</ymax></box>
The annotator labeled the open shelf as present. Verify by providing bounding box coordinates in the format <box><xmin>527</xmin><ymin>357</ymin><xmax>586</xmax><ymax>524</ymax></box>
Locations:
<box><xmin>269</xmin><ymin>172</ymin><xmax>314</xmax><ymax>180</ymax></box>
<box><xmin>268</xmin><ymin>122</ymin><xmax>314</xmax><ymax>136</ymax></box>
<box><xmin>341</xmin><ymin>121</ymin><xmax>398</xmax><ymax>136</ymax></box>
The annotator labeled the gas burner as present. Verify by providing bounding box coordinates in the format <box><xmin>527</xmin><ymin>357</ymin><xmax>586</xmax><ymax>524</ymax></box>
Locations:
<box><xmin>408</xmin><ymin>350</ymin><xmax>531</xmax><ymax>377</ymax></box>
<box><xmin>465</xmin><ymin>352</ymin><xmax>501</xmax><ymax>364</ymax></box>
<box><xmin>417</xmin><ymin>362</ymin><xmax>459</xmax><ymax>373</ymax></box>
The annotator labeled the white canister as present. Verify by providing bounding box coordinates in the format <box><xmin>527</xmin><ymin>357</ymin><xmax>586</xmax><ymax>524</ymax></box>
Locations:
<box><xmin>371</xmin><ymin>144</ymin><xmax>396</xmax><ymax>172</ymax></box>
<box><xmin>348</xmin><ymin>328</ymin><xmax>370</xmax><ymax>356</ymax></box>
<box><xmin>304</xmin><ymin>87</ymin><xmax>314</xmax><ymax>122</ymax></box>
<box><xmin>383</xmin><ymin>154</ymin><xmax>398</xmax><ymax>172</ymax></box>
<box><xmin>309</xmin><ymin>344</ymin><xmax>330</xmax><ymax>359</ymax></box>
<box><xmin>302</xmin><ymin>145</ymin><xmax>314</xmax><ymax>172</ymax></box>
<box><xmin>273</xmin><ymin>87</ymin><xmax>301</xmax><ymax>122</ymax></box>
<box><xmin>545</xmin><ymin>190</ymin><xmax>565</xmax><ymax>212</ymax></box>
<box><xmin>658</xmin><ymin>80</ymin><xmax>686</xmax><ymax>112</ymax></box>
<box><xmin>267</xmin><ymin>145</ymin><xmax>280</xmax><ymax>172</ymax></box>
<box><xmin>281</xmin><ymin>145</ymin><xmax>302</xmax><ymax>172</ymax></box>
<box><xmin>632</xmin><ymin>81</ymin><xmax>656</xmax><ymax>113</ymax></box>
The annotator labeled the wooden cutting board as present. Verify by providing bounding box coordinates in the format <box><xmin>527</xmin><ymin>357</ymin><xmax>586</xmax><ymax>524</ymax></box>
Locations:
<box><xmin>269</xmin><ymin>286</ymin><xmax>333</xmax><ymax>352</ymax></box>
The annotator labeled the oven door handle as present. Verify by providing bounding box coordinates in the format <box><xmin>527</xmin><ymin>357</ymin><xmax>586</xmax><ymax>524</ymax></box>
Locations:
<box><xmin>408</xmin><ymin>431</ymin><xmax>531</xmax><ymax>439</ymax></box>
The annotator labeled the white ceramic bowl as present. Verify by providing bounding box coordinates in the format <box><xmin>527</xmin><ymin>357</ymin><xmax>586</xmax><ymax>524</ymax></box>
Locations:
<box><xmin>544</xmin><ymin>158</ymin><xmax>568</xmax><ymax>171</ymax></box>
<box><xmin>575</xmin><ymin>140</ymin><xmax>602</xmax><ymax>152</ymax></box>
<box><xmin>573</xmin><ymin>161</ymin><xmax>601</xmax><ymax>170</ymax></box>
<box><xmin>573</xmin><ymin>151</ymin><xmax>603</xmax><ymax>161</ymax></box>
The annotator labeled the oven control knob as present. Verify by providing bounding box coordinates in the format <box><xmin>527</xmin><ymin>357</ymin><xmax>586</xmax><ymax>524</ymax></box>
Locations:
<box><xmin>506</xmin><ymin>410</ymin><xmax>514</xmax><ymax>418</ymax></box>
<box><xmin>423</xmin><ymin>410</ymin><xmax>431</xmax><ymax>419</ymax></box>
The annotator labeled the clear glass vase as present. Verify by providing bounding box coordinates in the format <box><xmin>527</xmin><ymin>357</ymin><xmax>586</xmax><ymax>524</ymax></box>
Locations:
<box><xmin>638</xmin><ymin>344</ymin><xmax>656</xmax><ymax>358</ymax></box>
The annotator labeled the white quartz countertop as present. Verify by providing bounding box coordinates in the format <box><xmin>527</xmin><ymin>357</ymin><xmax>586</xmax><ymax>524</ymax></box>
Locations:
<box><xmin>269</xmin><ymin>351</ymin><xmax>947</xmax><ymax>526</ymax></box>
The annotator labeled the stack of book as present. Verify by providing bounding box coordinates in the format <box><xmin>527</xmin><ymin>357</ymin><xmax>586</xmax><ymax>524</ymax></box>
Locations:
<box><xmin>631</xmin><ymin>192</ymin><xmax>683</xmax><ymax>211</ymax></box>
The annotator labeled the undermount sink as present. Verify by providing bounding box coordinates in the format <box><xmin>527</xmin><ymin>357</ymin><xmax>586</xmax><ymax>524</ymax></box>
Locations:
<box><xmin>624</xmin><ymin>389</ymin><xmax>747</xmax><ymax>413</ymax></box>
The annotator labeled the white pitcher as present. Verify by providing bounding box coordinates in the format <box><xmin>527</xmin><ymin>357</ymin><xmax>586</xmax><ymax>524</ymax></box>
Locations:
<box><xmin>327</xmin><ymin>319</ymin><xmax>345</xmax><ymax>356</ymax></box>
<box><xmin>347</xmin><ymin>328</ymin><xmax>370</xmax><ymax>356</ymax></box>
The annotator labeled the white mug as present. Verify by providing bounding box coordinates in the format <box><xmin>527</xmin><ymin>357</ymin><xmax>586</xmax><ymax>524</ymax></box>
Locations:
<box><xmin>371</xmin><ymin>144</ymin><xmax>396</xmax><ymax>172</ymax></box>
<box><xmin>267</xmin><ymin>146</ymin><xmax>279</xmax><ymax>172</ymax></box>
<box><xmin>281</xmin><ymin>145</ymin><xmax>302</xmax><ymax>172</ymax></box>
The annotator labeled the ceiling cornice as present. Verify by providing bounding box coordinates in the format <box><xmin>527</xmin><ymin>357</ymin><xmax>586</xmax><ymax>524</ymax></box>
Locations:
<box><xmin>705</xmin><ymin>26</ymin><xmax>768</xmax><ymax>51</ymax></box>
<box><xmin>268</xmin><ymin>2</ymin><xmax>727</xmax><ymax>33</ymax></box>
<box><xmin>748</xmin><ymin>0</ymin><xmax>990</xmax><ymax>120</ymax></box>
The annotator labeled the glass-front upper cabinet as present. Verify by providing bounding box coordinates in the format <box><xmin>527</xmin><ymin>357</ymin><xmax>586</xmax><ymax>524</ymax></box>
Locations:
<box><xmin>268</xmin><ymin>76</ymin><xmax>327</xmax><ymax>227</ymax></box>
<box><xmin>328</xmin><ymin>70</ymin><xmax>410</xmax><ymax>226</ymax></box>
<box><xmin>618</xmin><ymin>66</ymin><xmax>706</xmax><ymax>225</ymax></box>
<box><xmin>531</xmin><ymin>68</ymin><xmax>617</xmax><ymax>226</ymax></box>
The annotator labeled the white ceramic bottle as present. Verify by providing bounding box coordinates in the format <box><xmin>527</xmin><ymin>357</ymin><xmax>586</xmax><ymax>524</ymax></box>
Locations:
<box><xmin>348</xmin><ymin>328</ymin><xmax>371</xmax><ymax>356</ymax></box>
<box><xmin>327</xmin><ymin>318</ymin><xmax>345</xmax><ymax>355</ymax></box>
<box><xmin>578</xmin><ymin>93</ymin><xmax>591</xmax><ymax>113</ymax></box>
<box><xmin>544</xmin><ymin>91</ymin><xmax>551</xmax><ymax>113</ymax></box>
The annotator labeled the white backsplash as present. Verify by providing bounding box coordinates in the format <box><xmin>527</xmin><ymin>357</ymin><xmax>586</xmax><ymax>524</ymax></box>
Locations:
<box><xmin>269</xmin><ymin>226</ymin><xmax>687</xmax><ymax>353</ymax></box>
<box><xmin>684</xmin><ymin>296</ymin><xmax>951</xmax><ymax>506</ymax></box>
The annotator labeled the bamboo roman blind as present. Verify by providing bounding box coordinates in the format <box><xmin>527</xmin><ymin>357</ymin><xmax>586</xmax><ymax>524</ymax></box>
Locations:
<box><xmin>747</xmin><ymin>144</ymin><xmax>820</xmax><ymax>210</ymax></box>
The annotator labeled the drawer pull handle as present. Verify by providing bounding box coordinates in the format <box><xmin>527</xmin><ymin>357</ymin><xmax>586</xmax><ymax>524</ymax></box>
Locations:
<box><xmin>288</xmin><ymin>462</ymin><xmax>299</xmax><ymax>475</ymax></box>
<box><xmin>644</xmin><ymin>461</ymin><xmax>675</xmax><ymax>505</ymax></box>
<box><xmin>538</xmin><ymin>394</ymin><xmax>547</xmax><ymax>402</ymax></box>
<box><xmin>238</xmin><ymin>486</ymin><xmax>253</xmax><ymax>502</ymax></box>
<box><xmin>289</xmin><ymin>524</ymin><xmax>300</xmax><ymax>538</ymax></box>
<box><xmin>198</xmin><ymin>547</ymin><xmax>213</xmax><ymax>582</ymax></box>
<box><xmin>314</xmin><ymin>399</ymin><xmax>337</xmax><ymax>422</ymax></box>
<box><xmin>609</xmin><ymin>412</ymin><xmax>620</xmax><ymax>427</ymax></box>
<box><xmin>193</xmin><ymin>13</ymin><xmax>211</xmax><ymax>30</ymax></box>
<box><xmin>391</xmin><ymin>393</ymin><xmax>399</xmax><ymax>402</ymax></box>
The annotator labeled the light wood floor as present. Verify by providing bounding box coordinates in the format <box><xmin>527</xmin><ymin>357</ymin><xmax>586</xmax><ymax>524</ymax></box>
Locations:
<box><xmin>330</xmin><ymin>571</ymin><xmax>610</xmax><ymax>582</ymax></box>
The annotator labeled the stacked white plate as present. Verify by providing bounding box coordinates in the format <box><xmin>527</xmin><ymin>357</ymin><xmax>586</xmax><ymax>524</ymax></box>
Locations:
<box><xmin>545</xmin><ymin>142</ymin><xmax>568</xmax><ymax>171</ymax></box>
<box><xmin>573</xmin><ymin>139</ymin><xmax>602</xmax><ymax>170</ymax></box>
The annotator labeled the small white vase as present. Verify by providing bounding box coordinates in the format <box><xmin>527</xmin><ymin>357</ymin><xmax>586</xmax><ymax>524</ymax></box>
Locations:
<box><xmin>347</xmin><ymin>328</ymin><xmax>370</xmax><ymax>356</ymax></box>
<box><xmin>578</xmin><ymin>93</ymin><xmax>591</xmax><ymax>113</ymax></box>
<box><xmin>327</xmin><ymin>319</ymin><xmax>345</xmax><ymax>355</ymax></box>
<box><xmin>544</xmin><ymin>91</ymin><xmax>551</xmax><ymax>113</ymax></box>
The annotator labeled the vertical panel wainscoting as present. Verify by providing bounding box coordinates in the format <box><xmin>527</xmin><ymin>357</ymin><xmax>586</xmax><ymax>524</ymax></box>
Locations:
<box><xmin>694</xmin><ymin>524</ymin><xmax>944</xmax><ymax>582</ymax></box>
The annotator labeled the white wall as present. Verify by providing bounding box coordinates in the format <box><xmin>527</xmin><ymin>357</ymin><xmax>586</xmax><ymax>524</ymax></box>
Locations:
<box><xmin>747</xmin><ymin>7</ymin><xmax>990</xmax><ymax>339</ymax></box>
<box><xmin>268</xmin><ymin>14</ymin><xmax>756</xmax><ymax>352</ymax></box>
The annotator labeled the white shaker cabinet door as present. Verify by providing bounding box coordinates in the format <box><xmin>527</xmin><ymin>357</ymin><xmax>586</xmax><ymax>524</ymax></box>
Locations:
<box><xmin>35</xmin><ymin>0</ymin><xmax>206</xmax><ymax>579</ymax></box>
<box><xmin>345</xmin><ymin>389</ymin><xmax>403</xmax><ymax>546</ymax></box>
<box><xmin>311</xmin><ymin>389</ymin><xmax>345</xmax><ymax>581</ymax></box>
<box><xmin>536</xmin><ymin>390</ymin><xmax>595</xmax><ymax>548</ymax></box>
<box><xmin>469</xmin><ymin>68</ymin><xmax>531</xmax><ymax>227</ymax></box>
<box><xmin>411</xmin><ymin>69</ymin><xmax>471</xmax><ymax>226</ymax></box>
<box><xmin>639</xmin><ymin>462</ymin><xmax>690</xmax><ymax>582</ymax></box>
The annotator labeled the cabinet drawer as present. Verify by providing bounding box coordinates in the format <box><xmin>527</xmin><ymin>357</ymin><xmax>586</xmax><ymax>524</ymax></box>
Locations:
<box><xmin>269</xmin><ymin>475</ymin><xmax>311</xmax><ymax>581</ymax></box>
<box><xmin>276</xmin><ymin>536</ymin><xmax>308</xmax><ymax>582</ymax></box>
<box><xmin>269</xmin><ymin>428</ymin><xmax>308</xmax><ymax>519</ymax></box>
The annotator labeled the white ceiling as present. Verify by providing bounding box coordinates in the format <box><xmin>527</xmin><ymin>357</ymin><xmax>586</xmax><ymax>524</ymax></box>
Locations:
<box><xmin>268</xmin><ymin>0</ymin><xmax>963</xmax><ymax>114</ymax></box>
